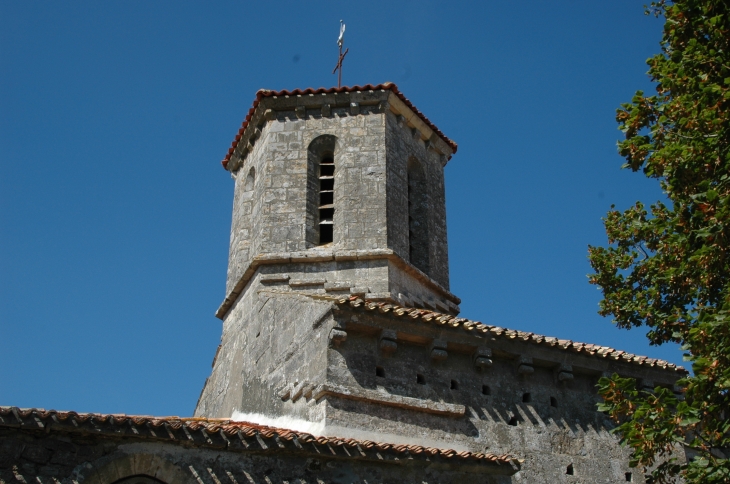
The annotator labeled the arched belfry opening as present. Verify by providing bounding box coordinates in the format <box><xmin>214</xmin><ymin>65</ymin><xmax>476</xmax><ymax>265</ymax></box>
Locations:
<box><xmin>307</xmin><ymin>135</ymin><xmax>337</xmax><ymax>246</ymax></box>
<box><xmin>407</xmin><ymin>156</ymin><xmax>430</xmax><ymax>275</ymax></box>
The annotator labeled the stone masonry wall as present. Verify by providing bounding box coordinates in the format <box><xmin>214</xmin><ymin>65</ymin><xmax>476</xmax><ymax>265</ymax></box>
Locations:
<box><xmin>384</xmin><ymin>109</ymin><xmax>450</xmax><ymax>289</ymax></box>
<box><xmin>196</xmin><ymin>273</ymin><xmax>334</xmax><ymax>420</ymax></box>
<box><xmin>226</xmin><ymin>105</ymin><xmax>388</xmax><ymax>296</ymax></box>
<box><xmin>271</xmin><ymin>304</ymin><xmax>683</xmax><ymax>484</ymax></box>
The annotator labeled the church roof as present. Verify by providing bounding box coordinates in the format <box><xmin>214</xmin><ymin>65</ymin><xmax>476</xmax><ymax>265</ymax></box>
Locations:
<box><xmin>321</xmin><ymin>295</ymin><xmax>687</xmax><ymax>374</ymax></box>
<box><xmin>0</xmin><ymin>407</ymin><xmax>516</xmax><ymax>468</ymax></box>
<box><xmin>221</xmin><ymin>83</ymin><xmax>458</xmax><ymax>169</ymax></box>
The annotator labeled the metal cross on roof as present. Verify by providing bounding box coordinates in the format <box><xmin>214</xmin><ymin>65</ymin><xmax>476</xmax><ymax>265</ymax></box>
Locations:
<box><xmin>332</xmin><ymin>20</ymin><xmax>348</xmax><ymax>88</ymax></box>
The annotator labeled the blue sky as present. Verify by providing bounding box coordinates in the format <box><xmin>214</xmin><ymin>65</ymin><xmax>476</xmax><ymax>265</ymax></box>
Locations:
<box><xmin>1</xmin><ymin>1</ymin><xmax>681</xmax><ymax>417</ymax></box>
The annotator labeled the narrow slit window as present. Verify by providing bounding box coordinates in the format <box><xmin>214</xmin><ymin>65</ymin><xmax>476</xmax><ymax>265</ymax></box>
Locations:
<box><xmin>318</xmin><ymin>155</ymin><xmax>335</xmax><ymax>244</ymax></box>
<box><xmin>307</xmin><ymin>135</ymin><xmax>337</xmax><ymax>247</ymax></box>
<box><xmin>376</xmin><ymin>366</ymin><xmax>385</xmax><ymax>378</ymax></box>
<box><xmin>522</xmin><ymin>392</ymin><xmax>531</xmax><ymax>403</ymax></box>
<box><xmin>450</xmin><ymin>380</ymin><xmax>459</xmax><ymax>390</ymax></box>
<box><xmin>482</xmin><ymin>385</ymin><xmax>491</xmax><ymax>396</ymax></box>
<box><xmin>550</xmin><ymin>396</ymin><xmax>558</xmax><ymax>408</ymax></box>
<box><xmin>625</xmin><ymin>472</ymin><xmax>632</xmax><ymax>482</ymax></box>
<box><xmin>566</xmin><ymin>464</ymin><xmax>574</xmax><ymax>475</ymax></box>
<box><xmin>416</xmin><ymin>374</ymin><xmax>426</xmax><ymax>385</ymax></box>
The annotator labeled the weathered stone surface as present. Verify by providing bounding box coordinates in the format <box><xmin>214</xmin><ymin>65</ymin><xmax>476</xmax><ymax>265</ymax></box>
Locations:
<box><xmin>193</xmin><ymin>86</ymin><xmax>688</xmax><ymax>483</ymax></box>
<box><xmin>221</xmin><ymin>94</ymin><xmax>458</xmax><ymax>316</ymax></box>
<box><xmin>0</xmin><ymin>409</ymin><xmax>517</xmax><ymax>484</ymax></box>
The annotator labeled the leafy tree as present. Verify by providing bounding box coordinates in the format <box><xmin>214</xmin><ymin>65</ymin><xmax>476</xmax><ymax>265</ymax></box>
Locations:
<box><xmin>588</xmin><ymin>1</ymin><xmax>730</xmax><ymax>482</ymax></box>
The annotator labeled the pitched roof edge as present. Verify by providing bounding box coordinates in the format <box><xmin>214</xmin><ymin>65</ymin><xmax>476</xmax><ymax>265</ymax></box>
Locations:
<box><xmin>221</xmin><ymin>83</ymin><xmax>457</xmax><ymax>170</ymax></box>
<box><xmin>312</xmin><ymin>294</ymin><xmax>688</xmax><ymax>374</ymax></box>
<box><xmin>0</xmin><ymin>407</ymin><xmax>516</xmax><ymax>468</ymax></box>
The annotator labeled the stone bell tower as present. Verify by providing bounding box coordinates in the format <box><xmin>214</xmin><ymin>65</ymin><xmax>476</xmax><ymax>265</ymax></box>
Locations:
<box><xmin>195</xmin><ymin>83</ymin><xmax>461</xmax><ymax>420</ymax></box>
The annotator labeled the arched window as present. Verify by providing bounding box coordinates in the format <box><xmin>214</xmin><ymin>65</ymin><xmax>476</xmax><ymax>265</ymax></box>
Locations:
<box><xmin>407</xmin><ymin>157</ymin><xmax>430</xmax><ymax>274</ymax></box>
<box><xmin>307</xmin><ymin>135</ymin><xmax>337</xmax><ymax>246</ymax></box>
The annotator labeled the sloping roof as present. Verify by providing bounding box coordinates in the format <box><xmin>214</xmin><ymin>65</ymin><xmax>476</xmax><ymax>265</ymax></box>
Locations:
<box><xmin>318</xmin><ymin>294</ymin><xmax>687</xmax><ymax>374</ymax></box>
<box><xmin>221</xmin><ymin>83</ymin><xmax>457</xmax><ymax>169</ymax></box>
<box><xmin>0</xmin><ymin>407</ymin><xmax>515</xmax><ymax>467</ymax></box>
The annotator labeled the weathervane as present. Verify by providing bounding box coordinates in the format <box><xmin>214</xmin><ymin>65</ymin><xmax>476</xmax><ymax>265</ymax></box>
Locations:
<box><xmin>332</xmin><ymin>20</ymin><xmax>348</xmax><ymax>88</ymax></box>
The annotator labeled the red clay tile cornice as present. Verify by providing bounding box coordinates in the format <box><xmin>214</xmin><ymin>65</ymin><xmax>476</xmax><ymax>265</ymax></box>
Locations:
<box><xmin>221</xmin><ymin>83</ymin><xmax>457</xmax><ymax>169</ymax></box>
<box><xmin>0</xmin><ymin>407</ymin><xmax>515</xmax><ymax>468</ymax></box>
<box><xmin>315</xmin><ymin>294</ymin><xmax>688</xmax><ymax>374</ymax></box>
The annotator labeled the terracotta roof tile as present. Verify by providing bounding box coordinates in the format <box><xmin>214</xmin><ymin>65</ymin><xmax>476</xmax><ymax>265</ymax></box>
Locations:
<box><xmin>221</xmin><ymin>83</ymin><xmax>457</xmax><ymax>169</ymax></box>
<box><xmin>312</xmin><ymin>294</ymin><xmax>688</xmax><ymax>374</ymax></box>
<box><xmin>0</xmin><ymin>407</ymin><xmax>516</xmax><ymax>467</ymax></box>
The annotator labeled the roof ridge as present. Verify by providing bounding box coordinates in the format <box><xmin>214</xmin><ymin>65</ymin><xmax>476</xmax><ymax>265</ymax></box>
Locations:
<box><xmin>221</xmin><ymin>83</ymin><xmax>457</xmax><ymax>169</ymax></box>
<box><xmin>295</xmin><ymin>293</ymin><xmax>686</xmax><ymax>373</ymax></box>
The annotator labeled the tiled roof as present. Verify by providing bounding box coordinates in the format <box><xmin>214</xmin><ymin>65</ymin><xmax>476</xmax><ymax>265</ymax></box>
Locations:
<box><xmin>0</xmin><ymin>407</ymin><xmax>515</xmax><ymax>467</ymax></box>
<box><xmin>320</xmin><ymin>295</ymin><xmax>687</xmax><ymax>374</ymax></box>
<box><xmin>221</xmin><ymin>83</ymin><xmax>457</xmax><ymax>169</ymax></box>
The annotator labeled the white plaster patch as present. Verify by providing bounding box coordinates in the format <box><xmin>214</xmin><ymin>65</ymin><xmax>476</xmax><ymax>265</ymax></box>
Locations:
<box><xmin>230</xmin><ymin>411</ymin><xmax>469</xmax><ymax>452</ymax></box>
<box><xmin>321</xmin><ymin>424</ymin><xmax>471</xmax><ymax>452</ymax></box>
<box><xmin>230</xmin><ymin>411</ymin><xmax>326</xmax><ymax>436</ymax></box>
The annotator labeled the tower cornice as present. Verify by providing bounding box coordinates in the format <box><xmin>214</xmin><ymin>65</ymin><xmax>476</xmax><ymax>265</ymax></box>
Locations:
<box><xmin>215</xmin><ymin>248</ymin><xmax>462</xmax><ymax>320</ymax></box>
<box><xmin>221</xmin><ymin>83</ymin><xmax>457</xmax><ymax>172</ymax></box>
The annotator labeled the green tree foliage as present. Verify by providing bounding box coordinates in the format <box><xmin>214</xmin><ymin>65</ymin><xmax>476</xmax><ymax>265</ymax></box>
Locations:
<box><xmin>588</xmin><ymin>1</ymin><xmax>730</xmax><ymax>482</ymax></box>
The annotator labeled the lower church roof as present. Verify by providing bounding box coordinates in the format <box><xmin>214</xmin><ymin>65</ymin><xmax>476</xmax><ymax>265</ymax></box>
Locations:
<box><xmin>0</xmin><ymin>406</ymin><xmax>517</xmax><ymax>468</ymax></box>
<box><xmin>317</xmin><ymin>294</ymin><xmax>687</xmax><ymax>374</ymax></box>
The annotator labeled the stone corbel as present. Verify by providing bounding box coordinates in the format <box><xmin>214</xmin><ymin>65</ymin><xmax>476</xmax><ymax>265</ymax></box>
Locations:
<box><xmin>350</xmin><ymin>102</ymin><xmax>360</xmax><ymax>115</ymax></box>
<box><xmin>379</xmin><ymin>329</ymin><xmax>397</xmax><ymax>355</ymax></box>
<box><xmin>264</xmin><ymin>109</ymin><xmax>276</xmax><ymax>121</ymax></box>
<box><xmin>329</xmin><ymin>321</ymin><xmax>347</xmax><ymax>347</ymax></box>
<box><xmin>640</xmin><ymin>379</ymin><xmax>655</xmax><ymax>393</ymax></box>
<box><xmin>473</xmin><ymin>346</ymin><xmax>493</xmax><ymax>369</ymax></box>
<box><xmin>295</xmin><ymin>106</ymin><xmax>306</xmax><ymax>119</ymax></box>
<box><xmin>516</xmin><ymin>355</ymin><xmax>534</xmax><ymax>376</ymax></box>
<box><xmin>426</xmin><ymin>134</ymin><xmax>439</xmax><ymax>151</ymax></box>
<box><xmin>556</xmin><ymin>364</ymin><xmax>574</xmax><ymax>382</ymax></box>
<box><xmin>321</xmin><ymin>104</ymin><xmax>331</xmax><ymax>117</ymax></box>
<box><xmin>251</xmin><ymin>127</ymin><xmax>262</xmax><ymax>142</ymax></box>
<box><xmin>227</xmin><ymin>156</ymin><xmax>242</xmax><ymax>174</ymax></box>
<box><xmin>429</xmin><ymin>339</ymin><xmax>448</xmax><ymax>362</ymax></box>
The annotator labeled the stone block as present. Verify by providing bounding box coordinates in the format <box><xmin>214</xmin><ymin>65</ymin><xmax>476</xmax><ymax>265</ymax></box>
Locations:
<box><xmin>473</xmin><ymin>346</ymin><xmax>493</xmax><ymax>369</ymax></box>
<box><xmin>329</xmin><ymin>328</ymin><xmax>347</xmax><ymax>347</ymax></box>
<box><xmin>517</xmin><ymin>355</ymin><xmax>534</xmax><ymax>375</ymax></box>
<box><xmin>429</xmin><ymin>339</ymin><xmax>448</xmax><ymax>361</ymax></box>
<box><xmin>22</xmin><ymin>445</ymin><xmax>51</xmax><ymax>464</ymax></box>
<box><xmin>324</xmin><ymin>282</ymin><xmax>352</xmax><ymax>292</ymax></box>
